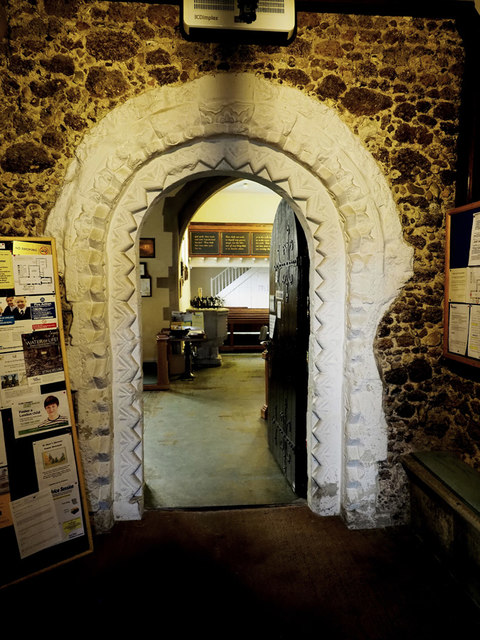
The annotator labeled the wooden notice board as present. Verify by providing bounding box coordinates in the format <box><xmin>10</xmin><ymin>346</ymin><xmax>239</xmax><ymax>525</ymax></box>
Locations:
<box><xmin>189</xmin><ymin>223</ymin><xmax>272</xmax><ymax>258</ymax></box>
<box><xmin>0</xmin><ymin>237</ymin><xmax>93</xmax><ymax>588</ymax></box>
<box><xmin>444</xmin><ymin>201</ymin><xmax>480</xmax><ymax>367</ymax></box>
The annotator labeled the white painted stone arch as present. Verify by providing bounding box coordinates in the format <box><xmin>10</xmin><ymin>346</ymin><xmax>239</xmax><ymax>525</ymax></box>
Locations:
<box><xmin>46</xmin><ymin>73</ymin><xmax>412</xmax><ymax>530</ymax></box>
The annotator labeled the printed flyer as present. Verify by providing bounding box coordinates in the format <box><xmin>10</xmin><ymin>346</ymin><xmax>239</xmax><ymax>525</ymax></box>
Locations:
<box><xmin>10</xmin><ymin>488</ymin><xmax>62</xmax><ymax>559</ymax></box>
<box><xmin>448</xmin><ymin>303</ymin><xmax>469</xmax><ymax>356</ymax></box>
<box><xmin>12</xmin><ymin>253</ymin><xmax>55</xmax><ymax>296</ymax></box>
<box><xmin>30</xmin><ymin>295</ymin><xmax>57</xmax><ymax>329</ymax></box>
<box><xmin>0</xmin><ymin>250</ymin><xmax>14</xmax><ymax>290</ymax></box>
<box><xmin>0</xmin><ymin>350</ymin><xmax>27</xmax><ymax>408</ymax></box>
<box><xmin>21</xmin><ymin>329</ymin><xmax>64</xmax><ymax>382</ymax></box>
<box><xmin>33</xmin><ymin>434</ymin><xmax>84</xmax><ymax>541</ymax></box>
<box><xmin>0</xmin><ymin>295</ymin><xmax>58</xmax><ymax>356</ymax></box>
<box><xmin>0</xmin><ymin>318</ymin><xmax>24</xmax><ymax>354</ymax></box>
<box><xmin>11</xmin><ymin>387</ymin><xmax>71</xmax><ymax>438</ymax></box>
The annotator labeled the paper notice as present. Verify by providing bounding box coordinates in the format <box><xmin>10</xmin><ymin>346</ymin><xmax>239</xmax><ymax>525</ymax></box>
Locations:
<box><xmin>449</xmin><ymin>268</ymin><xmax>468</xmax><ymax>302</ymax></box>
<box><xmin>468</xmin><ymin>267</ymin><xmax>480</xmax><ymax>305</ymax></box>
<box><xmin>0</xmin><ymin>251</ymin><xmax>14</xmax><ymax>289</ymax></box>
<box><xmin>468</xmin><ymin>305</ymin><xmax>480</xmax><ymax>359</ymax></box>
<box><xmin>469</xmin><ymin>212</ymin><xmax>480</xmax><ymax>266</ymax></box>
<box><xmin>33</xmin><ymin>434</ymin><xmax>84</xmax><ymax>541</ymax></box>
<box><xmin>12</xmin><ymin>387</ymin><xmax>70</xmax><ymax>439</ymax></box>
<box><xmin>269</xmin><ymin>313</ymin><xmax>276</xmax><ymax>337</ymax></box>
<box><xmin>448</xmin><ymin>303</ymin><xmax>469</xmax><ymax>355</ymax></box>
<box><xmin>12</xmin><ymin>254</ymin><xmax>55</xmax><ymax>295</ymax></box>
<box><xmin>10</xmin><ymin>488</ymin><xmax>62</xmax><ymax>559</ymax></box>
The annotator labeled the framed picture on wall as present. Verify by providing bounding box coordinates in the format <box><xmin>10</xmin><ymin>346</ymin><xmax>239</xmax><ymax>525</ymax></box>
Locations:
<box><xmin>139</xmin><ymin>262</ymin><xmax>147</xmax><ymax>277</ymax></box>
<box><xmin>140</xmin><ymin>238</ymin><xmax>155</xmax><ymax>258</ymax></box>
<box><xmin>140</xmin><ymin>276</ymin><xmax>152</xmax><ymax>297</ymax></box>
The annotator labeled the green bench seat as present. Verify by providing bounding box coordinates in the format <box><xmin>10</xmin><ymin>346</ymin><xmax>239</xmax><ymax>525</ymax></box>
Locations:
<box><xmin>402</xmin><ymin>451</ymin><xmax>480</xmax><ymax>607</ymax></box>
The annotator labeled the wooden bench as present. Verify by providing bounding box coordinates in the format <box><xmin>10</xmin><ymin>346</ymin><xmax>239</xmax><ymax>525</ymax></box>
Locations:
<box><xmin>221</xmin><ymin>307</ymin><xmax>269</xmax><ymax>352</ymax></box>
<box><xmin>402</xmin><ymin>451</ymin><xmax>480</xmax><ymax>607</ymax></box>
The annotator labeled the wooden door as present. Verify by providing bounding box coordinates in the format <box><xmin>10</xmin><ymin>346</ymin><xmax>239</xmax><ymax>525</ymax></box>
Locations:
<box><xmin>267</xmin><ymin>201</ymin><xmax>309</xmax><ymax>497</ymax></box>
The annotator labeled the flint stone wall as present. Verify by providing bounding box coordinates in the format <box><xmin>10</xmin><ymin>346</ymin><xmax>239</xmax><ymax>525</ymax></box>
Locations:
<box><xmin>0</xmin><ymin>1</ymin><xmax>477</xmax><ymax>525</ymax></box>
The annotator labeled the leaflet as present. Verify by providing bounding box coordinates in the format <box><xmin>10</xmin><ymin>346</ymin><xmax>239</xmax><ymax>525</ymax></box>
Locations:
<box><xmin>448</xmin><ymin>303</ymin><xmax>469</xmax><ymax>356</ymax></box>
<box><xmin>12</xmin><ymin>253</ymin><xmax>55</xmax><ymax>296</ymax></box>
<box><xmin>469</xmin><ymin>212</ymin><xmax>480</xmax><ymax>266</ymax></box>
<box><xmin>448</xmin><ymin>268</ymin><xmax>468</xmax><ymax>303</ymax></box>
<box><xmin>0</xmin><ymin>350</ymin><xmax>27</xmax><ymax>407</ymax></box>
<box><xmin>0</xmin><ymin>251</ymin><xmax>14</xmax><ymax>289</ymax></box>
<box><xmin>10</xmin><ymin>387</ymin><xmax>71</xmax><ymax>439</ymax></box>
<box><xmin>0</xmin><ymin>295</ymin><xmax>58</xmax><ymax>355</ymax></box>
<box><xmin>10</xmin><ymin>488</ymin><xmax>62</xmax><ymax>559</ymax></box>
<box><xmin>467</xmin><ymin>305</ymin><xmax>480</xmax><ymax>359</ymax></box>
<box><xmin>33</xmin><ymin>434</ymin><xmax>84</xmax><ymax>541</ymax></box>
<box><xmin>0</xmin><ymin>320</ymin><xmax>24</xmax><ymax>354</ymax></box>
<box><xmin>21</xmin><ymin>329</ymin><xmax>64</xmax><ymax>382</ymax></box>
<box><xmin>468</xmin><ymin>267</ymin><xmax>480</xmax><ymax>304</ymax></box>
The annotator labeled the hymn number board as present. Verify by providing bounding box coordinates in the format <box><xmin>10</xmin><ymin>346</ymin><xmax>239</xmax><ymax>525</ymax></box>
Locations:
<box><xmin>189</xmin><ymin>224</ymin><xmax>272</xmax><ymax>258</ymax></box>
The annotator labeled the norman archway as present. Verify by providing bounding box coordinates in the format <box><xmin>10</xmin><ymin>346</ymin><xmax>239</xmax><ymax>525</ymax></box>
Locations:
<box><xmin>45</xmin><ymin>73</ymin><xmax>412</xmax><ymax>531</ymax></box>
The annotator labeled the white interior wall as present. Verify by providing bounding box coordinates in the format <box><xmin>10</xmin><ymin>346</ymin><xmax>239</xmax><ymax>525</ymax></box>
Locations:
<box><xmin>140</xmin><ymin>200</ymin><xmax>172</xmax><ymax>361</ymax></box>
<box><xmin>220</xmin><ymin>267</ymin><xmax>269</xmax><ymax>307</ymax></box>
<box><xmin>185</xmin><ymin>183</ymin><xmax>280</xmax><ymax>309</ymax></box>
<box><xmin>192</xmin><ymin>184</ymin><xmax>281</xmax><ymax>223</ymax></box>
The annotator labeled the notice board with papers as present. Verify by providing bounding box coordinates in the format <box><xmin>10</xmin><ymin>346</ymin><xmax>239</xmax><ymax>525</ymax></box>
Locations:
<box><xmin>0</xmin><ymin>237</ymin><xmax>93</xmax><ymax>588</ymax></box>
<box><xmin>444</xmin><ymin>201</ymin><xmax>480</xmax><ymax>367</ymax></box>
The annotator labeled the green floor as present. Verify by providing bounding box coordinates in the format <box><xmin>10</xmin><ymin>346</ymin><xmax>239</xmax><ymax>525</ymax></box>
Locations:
<box><xmin>143</xmin><ymin>353</ymin><xmax>300</xmax><ymax>509</ymax></box>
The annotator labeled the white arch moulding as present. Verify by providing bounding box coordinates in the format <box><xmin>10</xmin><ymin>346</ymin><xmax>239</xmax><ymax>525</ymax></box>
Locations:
<box><xmin>45</xmin><ymin>73</ymin><xmax>413</xmax><ymax>530</ymax></box>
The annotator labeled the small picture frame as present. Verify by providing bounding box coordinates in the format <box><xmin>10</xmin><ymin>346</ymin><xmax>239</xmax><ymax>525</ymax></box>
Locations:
<box><xmin>140</xmin><ymin>276</ymin><xmax>152</xmax><ymax>297</ymax></box>
<box><xmin>140</xmin><ymin>238</ymin><xmax>155</xmax><ymax>258</ymax></box>
<box><xmin>139</xmin><ymin>262</ymin><xmax>147</xmax><ymax>277</ymax></box>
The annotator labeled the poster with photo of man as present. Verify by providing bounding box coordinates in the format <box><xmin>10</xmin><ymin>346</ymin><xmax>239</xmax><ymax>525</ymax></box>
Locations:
<box><xmin>0</xmin><ymin>295</ymin><xmax>58</xmax><ymax>357</ymax></box>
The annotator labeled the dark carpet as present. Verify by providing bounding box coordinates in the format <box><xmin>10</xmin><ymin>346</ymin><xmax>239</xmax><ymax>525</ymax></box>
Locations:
<box><xmin>2</xmin><ymin>505</ymin><xmax>480</xmax><ymax>638</ymax></box>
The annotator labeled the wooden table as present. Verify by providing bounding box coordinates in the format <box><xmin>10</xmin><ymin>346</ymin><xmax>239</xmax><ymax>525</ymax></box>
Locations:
<box><xmin>143</xmin><ymin>332</ymin><xmax>206</xmax><ymax>390</ymax></box>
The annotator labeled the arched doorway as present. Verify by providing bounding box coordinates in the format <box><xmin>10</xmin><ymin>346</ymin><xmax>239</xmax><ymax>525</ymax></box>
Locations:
<box><xmin>45</xmin><ymin>74</ymin><xmax>412</xmax><ymax>531</ymax></box>
<box><xmin>141</xmin><ymin>176</ymin><xmax>301</xmax><ymax>509</ymax></box>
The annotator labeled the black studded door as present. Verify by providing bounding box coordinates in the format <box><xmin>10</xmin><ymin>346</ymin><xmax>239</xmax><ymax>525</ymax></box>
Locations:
<box><xmin>267</xmin><ymin>200</ymin><xmax>309</xmax><ymax>497</ymax></box>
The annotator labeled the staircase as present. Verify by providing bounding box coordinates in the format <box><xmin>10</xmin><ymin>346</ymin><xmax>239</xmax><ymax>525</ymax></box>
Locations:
<box><xmin>210</xmin><ymin>267</ymin><xmax>250</xmax><ymax>297</ymax></box>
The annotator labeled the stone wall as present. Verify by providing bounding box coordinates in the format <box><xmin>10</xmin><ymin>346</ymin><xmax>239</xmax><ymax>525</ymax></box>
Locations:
<box><xmin>0</xmin><ymin>1</ymin><xmax>478</xmax><ymax>524</ymax></box>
